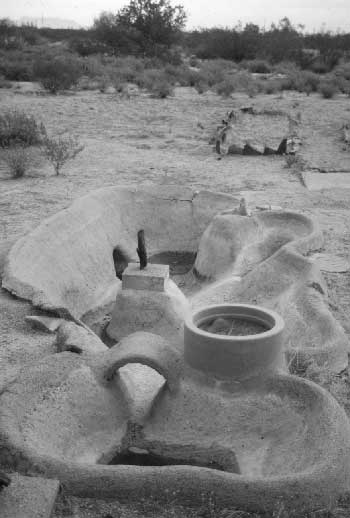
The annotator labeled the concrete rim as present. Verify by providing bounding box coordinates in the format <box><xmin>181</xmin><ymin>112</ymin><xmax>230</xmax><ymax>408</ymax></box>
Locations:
<box><xmin>186</xmin><ymin>303</ymin><xmax>285</xmax><ymax>342</ymax></box>
<box><xmin>184</xmin><ymin>304</ymin><xmax>285</xmax><ymax>379</ymax></box>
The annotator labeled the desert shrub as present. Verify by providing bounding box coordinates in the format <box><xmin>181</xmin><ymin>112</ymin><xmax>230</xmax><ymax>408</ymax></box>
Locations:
<box><xmin>0</xmin><ymin>76</ymin><xmax>11</xmax><ymax>88</ymax></box>
<box><xmin>310</xmin><ymin>59</ymin><xmax>330</xmax><ymax>74</ymax></box>
<box><xmin>70</xmin><ymin>37</ymin><xmax>110</xmax><ymax>56</ymax></box>
<box><xmin>41</xmin><ymin>134</ymin><xmax>84</xmax><ymax>175</ymax></box>
<box><xmin>194</xmin><ymin>82</ymin><xmax>208</xmax><ymax>94</ymax></box>
<box><xmin>33</xmin><ymin>57</ymin><xmax>81</xmax><ymax>93</ymax></box>
<box><xmin>300</xmin><ymin>70</ymin><xmax>320</xmax><ymax>92</ymax></box>
<box><xmin>2</xmin><ymin>145</ymin><xmax>34</xmax><ymax>178</ymax></box>
<box><xmin>199</xmin><ymin>59</ymin><xmax>235</xmax><ymax>86</ymax></box>
<box><xmin>334</xmin><ymin>62</ymin><xmax>350</xmax><ymax>81</ymax></box>
<box><xmin>0</xmin><ymin>110</ymin><xmax>46</xmax><ymax>148</ymax></box>
<box><xmin>189</xmin><ymin>55</ymin><xmax>198</xmax><ymax>67</ymax></box>
<box><xmin>215</xmin><ymin>78</ymin><xmax>235</xmax><ymax>97</ymax></box>
<box><xmin>137</xmin><ymin>68</ymin><xmax>173</xmax><ymax>97</ymax></box>
<box><xmin>231</xmin><ymin>70</ymin><xmax>257</xmax><ymax>93</ymax></box>
<box><xmin>0</xmin><ymin>58</ymin><xmax>32</xmax><ymax>81</ymax></box>
<box><xmin>263</xmin><ymin>79</ymin><xmax>283</xmax><ymax>94</ymax></box>
<box><xmin>163</xmin><ymin>63</ymin><xmax>191</xmax><ymax>85</ymax></box>
<box><xmin>149</xmin><ymin>78</ymin><xmax>173</xmax><ymax>98</ymax></box>
<box><xmin>318</xmin><ymin>79</ymin><xmax>338</xmax><ymax>99</ymax></box>
<box><xmin>337</xmin><ymin>78</ymin><xmax>350</xmax><ymax>96</ymax></box>
<box><xmin>243</xmin><ymin>59</ymin><xmax>271</xmax><ymax>74</ymax></box>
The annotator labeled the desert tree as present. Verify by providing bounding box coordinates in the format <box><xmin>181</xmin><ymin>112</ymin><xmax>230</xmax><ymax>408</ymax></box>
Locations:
<box><xmin>93</xmin><ymin>0</ymin><xmax>187</xmax><ymax>56</ymax></box>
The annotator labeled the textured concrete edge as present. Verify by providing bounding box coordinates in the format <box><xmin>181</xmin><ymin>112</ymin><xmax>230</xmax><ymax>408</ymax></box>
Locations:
<box><xmin>0</xmin><ymin>473</ymin><xmax>60</xmax><ymax>518</ymax></box>
<box><xmin>1</xmin><ymin>373</ymin><xmax>350</xmax><ymax>513</ymax></box>
<box><xmin>1</xmin><ymin>185</ymin><xmax>237</xmax><ymax>318</ymax></box>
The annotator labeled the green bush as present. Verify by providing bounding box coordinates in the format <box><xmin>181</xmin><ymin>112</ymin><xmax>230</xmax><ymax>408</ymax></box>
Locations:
<box><xmin>244</xmin><ymin>59</ymin><xmax>271</xmax><ymax>74</ymax></box>
<box><xmin>215</xmin><ymin>78</ymin><xmax>235</xmax><ymax>97</ymax></box>
<box><xmin>0</xmin><ymin>76</ymin><xmax>12</xmax><ymax>88</ymax></box>
<box><xmin>33</xmin><ymin>57</ymin><xmax>81</xmax><ymax>93</ymax></box>
<box><xmin>2</xmin><ymin>145</ymin><xmax>34</xmax><ymax>178</ymax></box>
<box><xmin>0</xmin><ymin>59</ymin><xmax>32</xmax><ymax>81</ymax></box>
<box><xmin>335</xmin><ymin>62</ymin><xmax>350</xmax><ymax>81</ymax></box>
<box><xmin>318</xmin><ymin>79</ymin><xmax>338</xmax><ymax>99</ymax></box>
<box><xmin>137</xmin><ymin>69</ymin><xmax>173</xmax><ymax>97</ymax></box>
<box><xmin>263</xmin><ymin>79</ymin><xmax>282</xmax><ymax>94</ymax></box>
<box><xmin>300</xmin><ymin>70</ymin><xmax>320</xmax><ymax>92</ymax></box>
<box><xmin>0</xmin><ymin>110</ymin><xmax>46</xmax><ymax>148</ymax></box>
<box><xmin>41</xmin><ymin>134</ymin><xmax>84</xmax><ymax>175</ymax></box>
<box><xmin>149</xmin><ymin>78</ymin><xmax>173</xmax><ymax>98</ymax></box>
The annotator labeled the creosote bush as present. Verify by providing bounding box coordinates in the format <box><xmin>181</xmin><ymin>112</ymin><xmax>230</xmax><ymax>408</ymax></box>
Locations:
<box><xmin>318</xmin><ymin>79</ymin><xmax>338</xmax><ymax>99</ymax></box>
<box><xmin>2</xmin><ymin>145</ymin><xmax>34</xmax><ymax>178</ymax></box>
<box><xmin>33</xmin><ymin>57</ymin><xmax>81</xmax><ymax>93</ymax></box>
<box><xmin>136</xmin><ymin>68</ymin><xmax>173</xmax><ymax>97</ymax></box>
<box><xmin>41</xmin><ymin>134</ymin><xmax>84</xmax><ymax>175</ymax></box>
<box><xmin>0</xmin><ymin>110</ymin><xmax>46</xmax><ymax>148</ymax></box>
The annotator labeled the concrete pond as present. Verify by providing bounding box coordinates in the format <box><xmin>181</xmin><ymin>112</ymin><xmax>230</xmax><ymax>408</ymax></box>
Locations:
<box><xmin>1</xmin><ymin>185</ymin><xmax>350</xmax><ymax>514</ymax></box>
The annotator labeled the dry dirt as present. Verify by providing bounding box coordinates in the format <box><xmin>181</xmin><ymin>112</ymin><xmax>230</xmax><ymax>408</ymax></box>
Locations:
<box><xmin>0</xmin><ymin>84</ymin><xmax>350</xmax><ymax>517</ymax></box>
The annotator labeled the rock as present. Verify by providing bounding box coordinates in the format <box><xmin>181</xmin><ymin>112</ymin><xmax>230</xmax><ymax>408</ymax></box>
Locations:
<box><xmin>286</xmin><ymin>137</ymin><xmax>301</xmax><ymax>154</ymax></box>
<box><xmin>25</xmin><ymin>315</ymin><xmax>63</xmax><ymax>333</ymax></box>
<box><xmin>207</xmin><ymin>318</ymin><xmax>231</xmax><ymax>334</ymax></box>
<box><xmin>227</xmin><ymin>141</ymin><xmax>245</xmax><ymax>155</ymax></box>
<box><xmin>216</xmin><ymin>126</ymin><xmax>245</xmax><ymax>155</ymax></box>
<box><xmin>240</xmin><ymin>106</ymin><xmax>255</xmax><ymax>114</ymax></box>
<box><xmin>277</xmin><ymin>138</ymin><xmax>287</xmax><ymax>155</ymax></box>
<box><xmin>243</xmin><ymin>141</ymin><xmax>264</xmax><ymax>155</ymax></box>
<box><xmin>0</xmin><ymin>472</ymin><xmax>11</xmax><ymax>490</ymax></box>
<box><xmin>264</xmin><ymin>145</ymin><xmax>278</xmax><ymax>155</ymax></box>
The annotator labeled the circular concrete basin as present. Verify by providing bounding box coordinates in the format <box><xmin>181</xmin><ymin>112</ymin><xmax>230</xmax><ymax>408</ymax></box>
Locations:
<box><xmin>184</xmin><ymin>304</ymin><xmax>284</xmax><ymax>380</ymax></box>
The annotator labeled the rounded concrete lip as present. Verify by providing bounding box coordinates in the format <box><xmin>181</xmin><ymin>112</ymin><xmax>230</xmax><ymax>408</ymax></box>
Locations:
<box><xmin>186</xmin><ymin>303</ymin><xmax>285</xmax><ymax>341</ymax></box>
<box><xmin>2</xmin><ymin>372</ymin><xmax>350</xmax><ymax>513</ymax></box>
<box><xmin>184</xmin><ymin>304</ymin><xmax>285</xmax><ymax>380</ymax></box>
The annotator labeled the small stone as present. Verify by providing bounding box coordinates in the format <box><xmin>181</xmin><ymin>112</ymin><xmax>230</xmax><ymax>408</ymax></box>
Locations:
<box><xmin>243</xmin><ymin>141</ymin><xmax>264</xmax><ymax>155</ymax></box>
<box><xmin>25</xmin><ymin>316</ymin><xmax>63</xmax><ymax>333</ymax></box>
<box><xmin>207</xmin><ymin>318</ymin><xmax>231</xmax><ymax>334</ymax></box>
<box><xmin>240</xmin><ymin>106</ymin><xmax>255</xmax><ymax>114</ymax></box>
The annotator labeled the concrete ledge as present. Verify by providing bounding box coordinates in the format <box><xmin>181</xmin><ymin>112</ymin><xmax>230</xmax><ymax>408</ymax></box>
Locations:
<box><xmin>0</xmin><ymin>473</ymin><xmax>60</xmax><ymax>518</ymax></box>
<box><xmin>122</xmin><ymin>263</ymin><xmax>169</xmax><ymax>292</ymax></box>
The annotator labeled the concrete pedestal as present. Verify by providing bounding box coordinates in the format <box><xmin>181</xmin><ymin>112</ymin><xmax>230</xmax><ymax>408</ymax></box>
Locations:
<box><xmin>122</xmin><ymin>263</ymin><xmax>169</xmax><ymax>292</ymax></box>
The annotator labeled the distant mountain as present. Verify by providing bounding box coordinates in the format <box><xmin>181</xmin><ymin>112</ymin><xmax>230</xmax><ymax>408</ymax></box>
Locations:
<box><xmin>19</xmin><ymin>17</ymin><xmax>82</xmax><ymax>29</ymax></box>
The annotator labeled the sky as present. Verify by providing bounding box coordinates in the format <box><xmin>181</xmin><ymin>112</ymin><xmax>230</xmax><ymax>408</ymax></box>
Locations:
<box><xmin>1</xmin><ymin>0</ymin><xmax>350</xmax><ymax>33</ymax></box>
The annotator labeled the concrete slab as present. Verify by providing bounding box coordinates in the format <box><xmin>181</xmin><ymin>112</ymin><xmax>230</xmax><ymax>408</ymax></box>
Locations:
<box><xmin>303</xmin><ymin>171</ymin><xmax>350</xmax><ymax>191</ymax></box>
<box><xmin>311</xmin><ymin>253</ymin><xmax>350</xmax><ymax>273</ymax></box>
<box><xmin>0</xmin><ymin>473</ymin><xmax>59</xmax><ymax>518</ymax></box>
<box><xmin>122</xmin><ymin>263</ymin><xmax>169</xmax><ymax>292</ymax></box>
